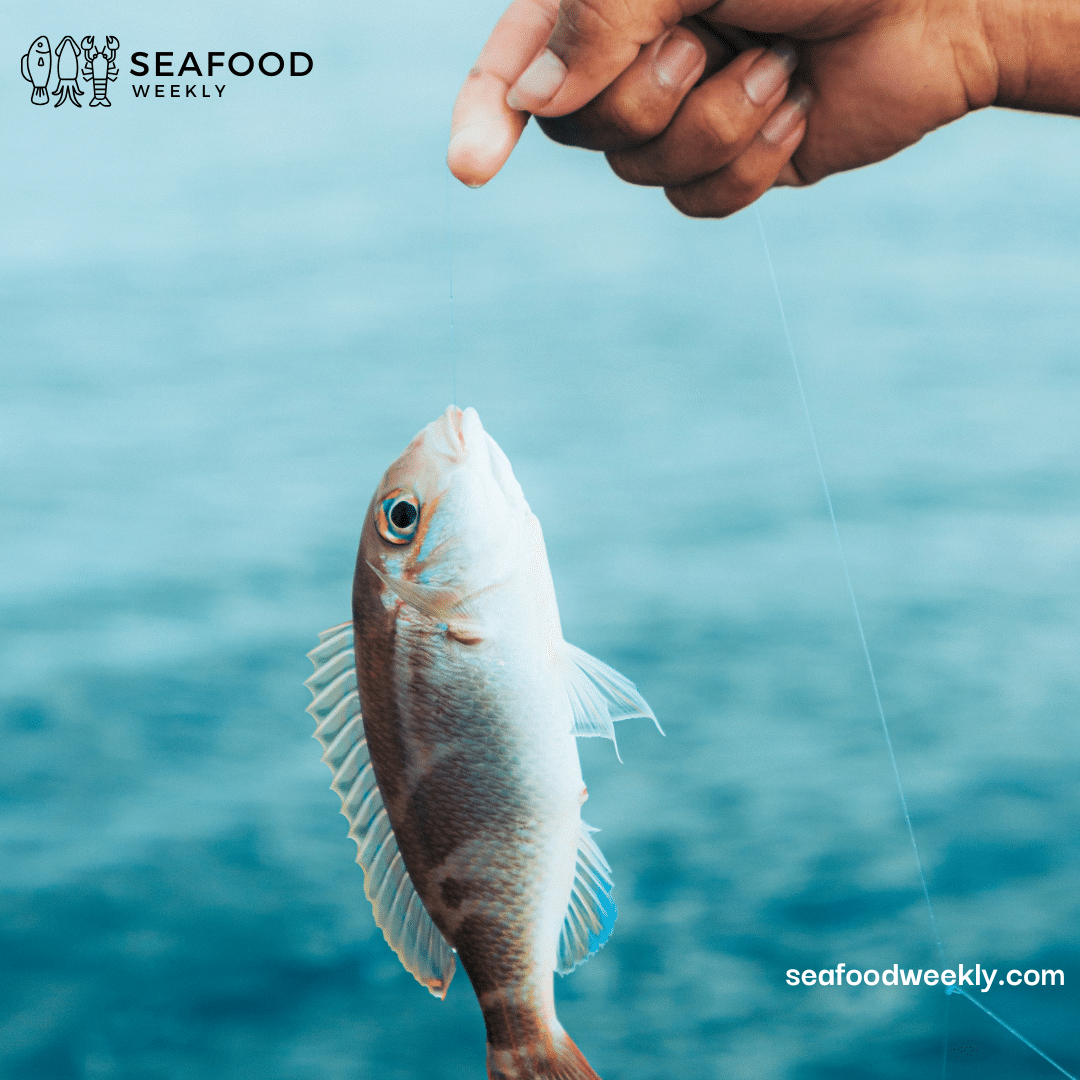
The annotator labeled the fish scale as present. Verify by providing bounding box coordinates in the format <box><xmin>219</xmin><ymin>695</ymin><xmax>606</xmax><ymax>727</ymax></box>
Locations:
<box><xmin>306</xmin><ymin>405</ymin><xmax>661</xmax><ymax>1080</ymax></box>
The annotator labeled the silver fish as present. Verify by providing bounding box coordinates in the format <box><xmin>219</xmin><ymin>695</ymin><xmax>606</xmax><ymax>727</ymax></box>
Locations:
<box><xmin>306</xmin><ymin>406</ymin><xmax>660</xmax><ymax>1080</ymax></box>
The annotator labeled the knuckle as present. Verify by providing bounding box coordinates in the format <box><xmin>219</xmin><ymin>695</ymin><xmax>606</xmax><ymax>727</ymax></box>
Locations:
<box><xmin>720</xmin><ymin>159</ymin><xmax>760</xmax><ymax>203</ymax></box>
<box><xmin>605</xmin><ymin>149</ymin><xmax>648</xmax><ymax>185</ymax></box>
<box><xmin>554</xmin><ymin>0</ymin><xmax>622</xmax><ymax>49</ymax></box>
<box><xmin>538</xmin><ymin>81</ymin><xmax>670</xmax><ymax>152</ymax></box>
<box><xmin>664</xmin><ymin>184</ymin><xmax>712</xmax><ymax>218</ymax></box>
<box><xmin>788</xmin><ymin>152</ymin><xmax>814</xmax><ymax>186</ymax></box>
<box><xmin>536</xmin><ymin>113</ymin><xmax>595</xmax><ymax>149</ymax></box>
<box><xmin>665</xmin><ymin>168</ymin><xmax>761</xmax><ymax>220</ymax></box>
<box><xmin>602</xmin><ymin>92</ymin><xmax>660</xmax><ymax>145</ymax></box>
<box><xmin>700</xmin><ymin>105</ymin><xmax>743</xmax><ymax>154</ymax></box>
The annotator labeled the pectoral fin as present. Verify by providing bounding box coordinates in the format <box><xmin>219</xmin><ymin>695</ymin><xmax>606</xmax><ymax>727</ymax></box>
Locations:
<box><xmin>560</xmin><ymin>640</ymin><xmax>662</xmax><ymax>758</ymax></box>
<box><xmin>367</xmin><ymin>562</ymin><xmax>484</xmax><ymax>642</ymax></box>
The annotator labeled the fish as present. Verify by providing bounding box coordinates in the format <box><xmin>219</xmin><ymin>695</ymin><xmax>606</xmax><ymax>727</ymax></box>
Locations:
<box><xmin>305</xmin><ymin>405</ymin><xmax>661</xmax><ymax>1080</ymax></box>
<box><xmin>20</xmin><ymin>36</ymin><xmax>52</xmax><ymax>105</ymax></box>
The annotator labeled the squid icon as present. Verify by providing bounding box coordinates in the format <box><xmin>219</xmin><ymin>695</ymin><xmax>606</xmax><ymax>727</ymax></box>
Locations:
<box><xmin>52</xmin><ymin>36</ymin><xmax>84</xmax><ymax>108</ymax></box>
<box><xmin>20</xmin><ymin>36</ymin><xmax>51</xmax><ymax>105</ymax></box>
<box><xmin>80</xmin><ymin>35</ymin><xmax>119</xmax><ymax>107</ymax></box>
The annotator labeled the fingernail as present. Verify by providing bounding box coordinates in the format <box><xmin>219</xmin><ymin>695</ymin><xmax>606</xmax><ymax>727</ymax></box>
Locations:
<box><xmin>653</xmin><ymin>32</ymin><xmax>703</xmax><ymax>91</ymax></box>
<box><xmin>506</xmin><ymin>49</ymin><xmax>567</xmax><ymax>112</ymax></box>
<box><xmin>759</xmin><ymin>84</ymin><xmax>813</xmax><ymax>143</ymax></box>
<box><xmin>743</xmin><ymin>40</ymin><xmax>797</xmax><ymax>106</ymax></box>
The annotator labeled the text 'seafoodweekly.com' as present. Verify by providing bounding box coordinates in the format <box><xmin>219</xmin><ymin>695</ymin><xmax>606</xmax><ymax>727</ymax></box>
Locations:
<box><xmin>786</xmin><ymin>963</ymin><xmax>1066</xmax><ymax>992</ymax></box>
<box><xmin>19</xmin><ymin>39</ymin><xmax>312</xmax><ymax>107</ymax></box>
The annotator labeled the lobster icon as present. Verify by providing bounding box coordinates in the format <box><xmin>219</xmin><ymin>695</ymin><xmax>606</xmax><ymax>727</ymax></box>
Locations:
<box><xmin>80</xmin><ymin>35</ymin><xmax>118</xmax><ymax>107</ymax></box>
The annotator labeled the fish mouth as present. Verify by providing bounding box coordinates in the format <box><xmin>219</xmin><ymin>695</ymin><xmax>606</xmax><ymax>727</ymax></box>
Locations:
<box><xmin>448</xmin><ymin>404</ymin><xmax>486</xmax><ymax>456</ymax></box>
<box><xmin>410</xmin><ymin>406</ymin><xmax>526</xmax><ymax>511</ymax></box>
<box><xmin>445</xmin><ymin>405</ymin><xmax>467</xmax><ymax>453</ymax></box>
<box><xmin>426</xmin><ymin>404</ymin><xmax>482</xmax><ymax>462</ymax></box>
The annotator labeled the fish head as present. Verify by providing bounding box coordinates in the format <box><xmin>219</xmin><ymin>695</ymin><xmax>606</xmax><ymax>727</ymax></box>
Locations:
<box><xmin>360</xmin><ymin>406</ymin><xmax>535</xmax><ymax>605</ymax></box>
<box><xmin>30</xmin><ymin>36</ymin><xmax>50</xmax><ymax>57</ymax></box>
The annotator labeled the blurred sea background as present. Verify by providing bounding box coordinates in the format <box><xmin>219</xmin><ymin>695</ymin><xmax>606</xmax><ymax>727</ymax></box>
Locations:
<box><xmin>2</xmin><ymin>1</ymin><xmax>1079</xmax><ymax>1077</ymax></box>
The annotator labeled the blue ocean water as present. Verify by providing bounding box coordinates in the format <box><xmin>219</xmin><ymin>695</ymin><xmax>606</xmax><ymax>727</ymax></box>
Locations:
<box><xmin>2</xmin><ymin>1</ymin><xmax>1079</xmax><ymax>1077</ymax></box>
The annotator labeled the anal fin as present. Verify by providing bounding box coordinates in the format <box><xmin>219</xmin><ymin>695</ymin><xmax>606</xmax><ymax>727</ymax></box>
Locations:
<box><xmin>556</xmin><ymin>820</ymin><xmax>617</xmax><ymax>976</ymax></box>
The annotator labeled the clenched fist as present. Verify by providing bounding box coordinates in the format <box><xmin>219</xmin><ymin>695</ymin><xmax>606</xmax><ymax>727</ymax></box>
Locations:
<box><xmin>448</xmin><ymin>0</ymin><xmax>1080</xmax><ymax>217</ymax></box>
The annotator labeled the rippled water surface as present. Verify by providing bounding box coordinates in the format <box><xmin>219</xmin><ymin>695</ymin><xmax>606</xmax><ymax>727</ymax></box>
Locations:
<box><xmin>2</xmin><ymin>1</ymin><xmax>1079</xmax><ymax>1077</ymax></box>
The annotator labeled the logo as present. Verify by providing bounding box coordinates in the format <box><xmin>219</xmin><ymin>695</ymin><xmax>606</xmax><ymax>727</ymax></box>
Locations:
<box><xmin>20</xmin><ymin>34</ymin><xmax>118</xmax><ymax>107</ymax></box>
<box><xmin>19</xmin><ymin>37</ymin><xmax>313</xmax><ymax>107</ymax></box>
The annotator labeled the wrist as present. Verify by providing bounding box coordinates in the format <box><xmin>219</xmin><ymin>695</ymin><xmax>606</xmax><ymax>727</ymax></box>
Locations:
<box><xmin>935</xmin><ymin>0</ymin><xmax>1000</xmax><ymax>112</ymax></box>
<box><xmin>977</xmin><ymin>0</ymin><xmax>1080</xmax><ymax>113</ymax></box>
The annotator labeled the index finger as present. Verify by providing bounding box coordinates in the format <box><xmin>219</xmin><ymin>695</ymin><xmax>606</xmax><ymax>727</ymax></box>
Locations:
<box><xmin>447</xmin><ymin>0</ymin><xmax>559</xmax><ymax>187</ymax></box>
<box><xmin>526</xmin><ymin>0</ymin><xmax>691</xmax><ymax>116</ymax></box>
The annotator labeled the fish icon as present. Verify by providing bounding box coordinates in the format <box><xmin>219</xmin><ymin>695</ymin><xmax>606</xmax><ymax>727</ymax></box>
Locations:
<box><xmin>20</xmin><ymin>36</ymin><xmax>51</xmax><ymax>105</ymax></box>
<box><xmin>306</xmin><ymin>406</ymin><xmax>661</xmax><ymax>1079</ymax></box>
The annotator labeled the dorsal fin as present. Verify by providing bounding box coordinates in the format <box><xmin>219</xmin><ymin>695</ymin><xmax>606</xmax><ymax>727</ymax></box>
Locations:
<box><xmin>556</xmin><ymin>821</ymin><xmax>617</xmax><ymax>975</ymax></box>
<box><xmin>305</xmin><ymin>622</ymin><xmax>457</xmax><ymax>998</ymax></box>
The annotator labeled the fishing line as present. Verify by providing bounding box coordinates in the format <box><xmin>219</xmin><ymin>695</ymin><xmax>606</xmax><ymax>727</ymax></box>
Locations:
<box><xmin>752</xmin><ymin>204</ymin><xmax>944</xmax><ymax>960</ymax></box>
<box><xmin>754</xmin><ymin>204</ymin><xmax>1075</xmax><ymax>1078</ymax></box>
<box><xmin>947</xmin><ymin>988</ymin><xmax>1079</xmax><ymax>1080</ymax></box>
<box><xmin>445</xmin><ymin>166</ymin><xmax>458</xmax><ymax>407</ymax></box>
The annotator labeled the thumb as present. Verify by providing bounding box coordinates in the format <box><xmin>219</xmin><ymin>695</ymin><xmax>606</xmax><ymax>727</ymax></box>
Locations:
<box><xmin>512</xmin><ymin>0</ymin><xmax>709</xmax><ymax>117</ymax></box>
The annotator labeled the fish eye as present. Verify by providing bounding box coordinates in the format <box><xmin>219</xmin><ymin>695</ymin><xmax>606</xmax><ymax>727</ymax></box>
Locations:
<box><xmin>376</xmin><ymin>489</ymin><xmax>420</xmax><ymax>544</ymax></box>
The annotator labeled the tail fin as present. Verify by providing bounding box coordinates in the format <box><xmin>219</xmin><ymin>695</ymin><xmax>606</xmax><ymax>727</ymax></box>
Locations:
<box><xmin>486</xmin><ymin>1028</ymin><xmax>601</xmax><ymax>1080</ymax></box>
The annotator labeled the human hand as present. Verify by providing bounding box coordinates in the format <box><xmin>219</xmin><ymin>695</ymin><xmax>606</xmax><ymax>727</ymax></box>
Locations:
<box><xmin>447</xmin><ymin>0</ymin><xmax>1005</xmax><ymax>217</ymax></box>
